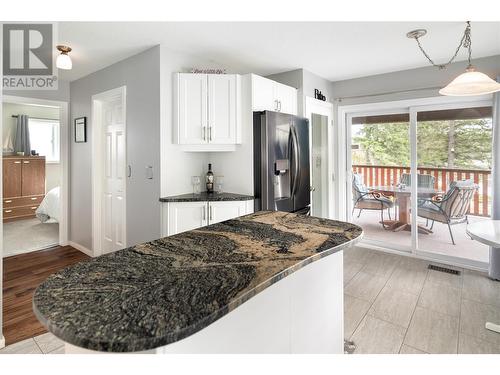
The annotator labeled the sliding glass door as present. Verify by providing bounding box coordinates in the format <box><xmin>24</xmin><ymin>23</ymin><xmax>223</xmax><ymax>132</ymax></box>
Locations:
<box><xmin>347</xmin><ymin>110</ymin><xmax>412</xmax><ymax>252</ymax></box>
<box><xmin>415</xmin><ymin>105</ymin><xmax>492</xmax><ymax>265</ymax></box>
<box><xmin>346</xmin><ymin>100</ymin><xmax>493</xmax><ymax>266</ymax></box>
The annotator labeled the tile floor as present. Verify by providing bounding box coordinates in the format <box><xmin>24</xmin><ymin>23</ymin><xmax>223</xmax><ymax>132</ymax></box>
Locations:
<box><xmin>0</xmin><ymin>332</ymin><xmax>64</xmax><ymax>354</ymax></box>
<box><xmin>344</xmin><ymin>246</ymin><xmax>500</xmax><ymax>354</ymax></box>
<box><xmin>1</xmin><ymin>246</ymin><xmax>499</xmax><ymax>354</ymax></box>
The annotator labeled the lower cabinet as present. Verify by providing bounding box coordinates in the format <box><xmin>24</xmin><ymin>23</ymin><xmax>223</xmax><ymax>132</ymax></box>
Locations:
<box><xmin>163</xmin><ymin>200</ymin><xmax>254</xmax><ymax>236</ymax></box>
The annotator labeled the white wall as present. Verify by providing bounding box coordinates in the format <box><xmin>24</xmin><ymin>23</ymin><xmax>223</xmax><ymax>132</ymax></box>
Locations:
<box><xmin>159</xmin><ymin>46</ymin><xmax>249</xmax><ymax>197</ymax></box>
<box><xmin>2</xmin><ymin>102</ymin><xmax>62</xmax><ymax>193</ymax></box>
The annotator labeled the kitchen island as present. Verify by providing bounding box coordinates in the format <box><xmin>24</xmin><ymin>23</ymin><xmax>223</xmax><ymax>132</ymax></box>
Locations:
<box><xmin>33</xmin><ymin>211</ymin><xmax>362</xmax><ymax>353</ymax></box>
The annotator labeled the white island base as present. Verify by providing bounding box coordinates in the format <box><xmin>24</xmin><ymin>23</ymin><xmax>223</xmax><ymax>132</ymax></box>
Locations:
<box><xmin>65</xmin><ymin>250</ymin><xmax>344</xmax><ymax>354</ymax></box>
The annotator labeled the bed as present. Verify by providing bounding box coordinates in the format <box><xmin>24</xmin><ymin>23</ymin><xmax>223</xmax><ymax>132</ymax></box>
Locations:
<box><xmin>36</xmin><ymin>186</ymin><xmax>60</xmax><ymax>223</ymax></box>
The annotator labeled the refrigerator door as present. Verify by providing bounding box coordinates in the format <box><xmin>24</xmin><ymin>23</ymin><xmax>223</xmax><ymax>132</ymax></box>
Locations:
<box><xmin>291</xmin><ymin>117</ymin><xmax>311</xmax><ymax>212</ymax></box>
<box><xmin>253</xmin><ymin>111</ymin><xmax>294</xmax><ymax>212</ymax></box>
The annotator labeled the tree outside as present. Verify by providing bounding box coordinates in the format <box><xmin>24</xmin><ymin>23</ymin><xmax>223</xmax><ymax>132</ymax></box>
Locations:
<box><xmin>352</xmin><ymin>118</ymin><xmax>492</xmax><ymax>170</ymax></box>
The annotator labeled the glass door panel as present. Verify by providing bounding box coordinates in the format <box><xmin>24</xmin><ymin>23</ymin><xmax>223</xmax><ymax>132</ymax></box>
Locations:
<box><xmin>416</xmin><ymin>106</ymin><xmax>493</xmax><ymax>263</ymax></box>
<box><xmin>349</xmin><ymin>112</ymin><xmax>412</xmax><ymax>251</ymax></box>
<box><xmin>311</xmin><ymin>113</ymin><xmax>329</xmax><ymax>218</ymax></box>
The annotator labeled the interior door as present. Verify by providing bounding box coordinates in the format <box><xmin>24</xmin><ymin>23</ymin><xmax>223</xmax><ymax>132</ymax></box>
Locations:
<box><xmin>311</xmin><ymin>114</ymin><xmax>329</xmax><ymax>218</ymax></box>
<box><xmin>208</xmin><ymin>74</ymin><xmax>237</xmax><ymax>144</ymax></box>
<box><xmin>3</xmin><ymin>159</ymin><xmax>22</xmax><ymax>198</ymax></box>
<box><xmin>209</xmin><ymin>201</ymin><xmax>247</xmax><ymax>224</ymax></box>
<box><xmin>178</xmin><ymin>73</ymin><xmax>208</xmax><ymax>144</ymax></box>
<box><xmin>21</xmin><ymin>158</ymin><xmax>45</xmax><ymax>196</ymax></box>
<box><xmin>102</xmin><ymin>99</ymin><xmax>126</xmax><ymax>254</ymax></box>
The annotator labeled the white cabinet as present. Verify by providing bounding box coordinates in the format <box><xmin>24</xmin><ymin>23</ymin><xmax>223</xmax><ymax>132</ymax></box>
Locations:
<box><xmin>166</xmin><ymin>201</ymin><xmax>208</xmax><ymax>236</ymax></box>
<box><xmin>209</xmin><ymin>200</ymin><xmax>249</xmax><ymax>225</ymax></box>
<box><xmin>163</xmin><ymin>200</ymin><xmax>254</xmax><ymax>236</ymax></box>
<box><xmin>174</xmin><ymin>73</ymin><xmax>241</xmax><ymax>149</ymax></box>
<box><xmin>251</xmin><ymin>74</ymin><xmax>297</xmax><ymax>115</ymax></box>
<box><xmin>208</xmin><ymin>74</ymin><xmax>238</xmax><ymax>144</ymax></box>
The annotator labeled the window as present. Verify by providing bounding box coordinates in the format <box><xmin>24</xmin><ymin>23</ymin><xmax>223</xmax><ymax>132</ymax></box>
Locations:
<box><xmin>28</xmin><ymin>118</ymin><xmax>60</xmax><ymax>163</ymax></box>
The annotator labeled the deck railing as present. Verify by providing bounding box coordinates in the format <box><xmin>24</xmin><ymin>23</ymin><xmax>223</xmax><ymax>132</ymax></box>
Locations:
<box><xmin>352</xmin><ymin>164</ymin><xmax>491</xmax><ymax>217</ymax></box>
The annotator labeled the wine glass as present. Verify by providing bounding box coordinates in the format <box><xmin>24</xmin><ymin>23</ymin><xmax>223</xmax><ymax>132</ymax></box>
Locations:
<box><xmin>191</xmin><ymin>176</ymin><xmax>201</xmax><ymax>195</ymax></box>
<box><xmin>215</xmin><ymin>175</ymin><xmax>224</xmax><ymax>194</ymax></box>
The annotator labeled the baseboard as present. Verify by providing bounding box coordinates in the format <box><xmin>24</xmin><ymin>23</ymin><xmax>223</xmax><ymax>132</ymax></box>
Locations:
<box><xmin>68</xmin><ymin>241</ymin><xmax>94</xmax><ymax>257</ymax></box>
<box><xmin>0</xmin><ymin>334</ymin><xmax>5</xmax><ymax>350</ymax></box>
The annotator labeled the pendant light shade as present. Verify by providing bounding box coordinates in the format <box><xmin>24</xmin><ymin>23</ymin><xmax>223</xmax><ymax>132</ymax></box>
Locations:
<box><xmin>56</xmin><ymin>45</ymin><xmax>72</xmax><ymax>70</ymax></box>
<box><xmin>439</xmin><ymin>65</ymin><xmax>500</xmax><ymax>96</ymax></box>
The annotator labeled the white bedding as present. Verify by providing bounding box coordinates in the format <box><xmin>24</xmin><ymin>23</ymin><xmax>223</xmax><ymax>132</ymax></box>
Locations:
<box><xmin>36</xmin><ymin>186</ymin><xmax>60</xmax><ymax>223</ymax></box>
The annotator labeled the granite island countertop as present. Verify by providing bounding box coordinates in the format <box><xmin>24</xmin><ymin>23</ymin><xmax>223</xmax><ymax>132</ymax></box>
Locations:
<box><xmin>159</xmin><ymin>191</ymin><xmax>254</xmax><ymax>202</ymax></box>
<box><xmin>33</xmin><ymin>211</ymin><xmax>362</xmax><ymax>352</ymax></box>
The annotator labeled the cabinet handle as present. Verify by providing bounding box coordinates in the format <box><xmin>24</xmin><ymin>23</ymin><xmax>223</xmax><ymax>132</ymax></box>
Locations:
<box><xmin>5</xmin><ymin>200</ymin><xmax>12</xmax><ymax>203</ymax></box>
<box><xmin>274</xmin><ymin>100</ymin><xmax>279</xmax><ymax>111</ymax></box>
<box><xmin>23</xmin><ymin>161</ymin><xmax>30</xmax><ymax>164</ymax></box>
<box><xmin>5</xmin><ymin>210</ymin><xmax>12</xmax><ymax>213</ymax></box>
<box><xmin>209</xmin><ymin>126</ymin><xmax>212</xmax><ymax>141</ymax></box>
<box><xmin>14</xmin><ymin>161</ymin><xmax>21</xmax><ymax>164</ymax></box>
<box><xmin>31</xmin><ymin>197</ymin><xmax>38</xmax><ymax>200</ymax></box>
<box><xmin>278</xmin><ymin>101</ymin><xmax>282</xmax><ymax>112</ymax></box>
<box><xmin>202</xmin><ymin>206</ymin><xmax>206</xmax><ymax>221</ymax></box>
<box><xmin>31</xmin><ymin>206</ymin><xmax>38</xmax><ymax>210</ymax></box>
<box><xmin>202</xmin><ymin>126</ymin><xmax>207</xmax><ymax>141</ymax></box>
<box><xmin>209</xmin><ymin>205</ymin><xmax>213</xmax><ymax>221</ymax></box>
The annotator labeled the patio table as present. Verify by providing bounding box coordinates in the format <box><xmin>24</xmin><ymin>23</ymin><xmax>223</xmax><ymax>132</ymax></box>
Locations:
<box><xmin>369</xmin><ymin>185</ymin><xmax>442</xmax><ymax>234</ymax></box>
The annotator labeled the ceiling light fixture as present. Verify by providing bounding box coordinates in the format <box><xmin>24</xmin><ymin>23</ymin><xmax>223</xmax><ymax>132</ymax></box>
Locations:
<box><xmin>407</xmin><ymin>21</ymin><xmax>500</xmax><ymax>96</ymax></box>
<box><xmin>56</xmin><ymin>45</ymin><xmax>72</xmax><ymax>70</ymax></box>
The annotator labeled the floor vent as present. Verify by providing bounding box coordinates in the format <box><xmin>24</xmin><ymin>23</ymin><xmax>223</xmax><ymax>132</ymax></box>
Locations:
<box><xmin>428</xmin><ymin>264</ymin><xmax>461</xmax><ymax>275</ymax></box>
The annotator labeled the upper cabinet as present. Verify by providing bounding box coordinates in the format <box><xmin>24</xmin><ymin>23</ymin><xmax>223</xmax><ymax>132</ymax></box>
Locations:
<box><xmin>251</xmin><ymin>74</ymin><xmax>298</xmax><ymax>115</ymax></box>
<box><xmin>174</xmin><ymin>73</ymin><xmax>241</xmax><ymax>150</ymax></box>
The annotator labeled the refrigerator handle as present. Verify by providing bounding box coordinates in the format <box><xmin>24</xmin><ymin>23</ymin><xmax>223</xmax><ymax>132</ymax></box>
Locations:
<box><xmin>290</xmin><ymin>125</ymin><xmax>300</xmax><ymax>198</ymax></box>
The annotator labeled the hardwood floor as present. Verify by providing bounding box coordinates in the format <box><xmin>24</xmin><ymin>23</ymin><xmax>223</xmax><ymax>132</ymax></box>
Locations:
<box><xmin>2</xmin><ymin>246</ymin><xmax>90</xmax><ymax>345</ymax></box>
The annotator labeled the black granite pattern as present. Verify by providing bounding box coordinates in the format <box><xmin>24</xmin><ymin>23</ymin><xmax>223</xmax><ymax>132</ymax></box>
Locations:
<box><xmin>33</xmin><ymin>211</ymin><xmax>362</xmax><ymax>352</ymax></box>
<box><xmin>159</xmin><ymin>191</ymin><xmax>254</xmax><ymax>202</ymax></box>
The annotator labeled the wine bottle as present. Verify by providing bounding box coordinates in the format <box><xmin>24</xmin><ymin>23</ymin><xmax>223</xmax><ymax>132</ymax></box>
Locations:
<box><xmin>206</xmin><ymin>163</ymin><xmax>214</xmax><ymax>193</ymax></box>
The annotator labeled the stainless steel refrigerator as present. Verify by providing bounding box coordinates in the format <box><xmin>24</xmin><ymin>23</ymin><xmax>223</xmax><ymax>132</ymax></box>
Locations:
<box><xmin>253</xmin><ymin>111</ymin><xmax>310</xmax><ymax>214</ymax></box>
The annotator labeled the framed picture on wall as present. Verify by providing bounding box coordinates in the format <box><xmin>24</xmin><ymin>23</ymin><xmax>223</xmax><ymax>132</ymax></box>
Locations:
<box><xmin>74</xmin><ymin>117</ymin><xmax>87</xmax><ymax>143</ymax></box>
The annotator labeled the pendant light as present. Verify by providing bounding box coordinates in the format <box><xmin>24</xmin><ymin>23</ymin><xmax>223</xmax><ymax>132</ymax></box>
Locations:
<box><xmin>56</xmin><ymin>45</ymin><xmax>72</xmax><ymax>70</ymax></box>
<box><xmin>407</xmin><ymin>22</ymin><xmax>500</xmax><ymax>96</ymax></box>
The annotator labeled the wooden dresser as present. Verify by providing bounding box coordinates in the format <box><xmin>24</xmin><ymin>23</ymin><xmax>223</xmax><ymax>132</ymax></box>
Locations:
<box><xmin>3</xmin><ymin>155</ymin><xmax>45</xmax><ymax>222</ymax></box>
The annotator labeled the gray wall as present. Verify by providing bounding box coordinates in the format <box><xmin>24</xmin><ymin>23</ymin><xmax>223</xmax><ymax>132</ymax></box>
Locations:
<box><xmin>330</xmin><ymin>54</ymin><xmax>500</xmax><ymax>105</ymax></box>
<box><xmin>303</xmin><ymin>69</ymin><xmax>334</xmax><ymax>103</ymax></box>
<box><xmin>70</xmin><ymin>45</ymin><xmax>161</xmax><ymax>249</ymax></box>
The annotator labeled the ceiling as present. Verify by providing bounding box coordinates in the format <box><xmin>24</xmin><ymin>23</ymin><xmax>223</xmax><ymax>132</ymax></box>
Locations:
<box><xmin>58</xmin><ymin>22</ymin><xmax>500</xmax><ymax>82</ymax></box>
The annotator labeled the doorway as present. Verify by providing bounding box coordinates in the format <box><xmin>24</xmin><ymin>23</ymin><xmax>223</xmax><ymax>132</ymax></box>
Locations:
<box><xmin>305</xmin><ymin>96</ymin><xmax>334</xmax><ymax>219</ymax></box>
<box><xmin>2</xmin><ymin>96</ymin><xmax>69</xmax><ymax>256</ymax></box>
<box><xmin>92</xmin><ymin>86</ymin><xmax>127</xmax><ymax>256</ymax></box>
<box><xmin>341</xmin><ymin>96</ymin><xmax>493</xmax><ymax>270</ymax></box>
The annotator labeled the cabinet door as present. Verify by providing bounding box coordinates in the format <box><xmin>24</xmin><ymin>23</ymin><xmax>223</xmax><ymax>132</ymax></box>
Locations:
<box><xmin>177</xmin><ymin>73</ymin><xmax>208</xmax><ymax>144</ymax></box>
<box><xmin>252</xmin><ymin>75</ymin><xmax>278</xmax><ymax>112</ymax></box>
<box><xmin>167</xmin><ymin>201</ymin><xmax>208</xmax><ymax>236</ymax></box>
<box><xmin>274</xmin><ymin>83</ymin><xmax>298</xmax><ymax>115</ymax></box>
<box><xmin>208</xmin><ymin>74</ymin><xmax>237</xmax><ymax>144</ymax></box>
<box><xmin>209</xmin><ymin>201</ymin><xmax>248</xmax><ymax>225</ymax></box>
<box><xmin>21</xmin><ymin>159</ymin><xmax>45</xmax><ymax>196</ymax></box>
<box><xmin>2</xmin><ymin>159</ymin><xmax>22</xmax><ymax>198</ymax></box>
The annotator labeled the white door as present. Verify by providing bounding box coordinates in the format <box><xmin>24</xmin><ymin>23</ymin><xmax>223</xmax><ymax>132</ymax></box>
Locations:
<box><xmin>252</xmin><ymin>74</ymin><xmax>277</xmax><ymax>112</ymax></box>
<box><xmin>178</xmin><ymin>73</ymin><xmax>208</xmax><ymax>144</ymax></box>
<box><xmin>275</xmin><ymin>83</ymin><xmax>297</xmax><ymax>115</ymax></box>
<box><xmin>168</xmin><ymin>201</ymin><xmax>208</xmax><ymax>235</ymax></box>
<box><xmin>102</xmin><ymin>98</ymin><xmax>126</xmax><ymax>254</ymax></box>
<box><xmin>208</xmin><ymin>74</ymin><xmax>237</xmax><ymax>144</ymax></box>
<box><xmin>209</xmin><ymin>201</ymin><xmax>248</xmax><ymax>225</ymax></box>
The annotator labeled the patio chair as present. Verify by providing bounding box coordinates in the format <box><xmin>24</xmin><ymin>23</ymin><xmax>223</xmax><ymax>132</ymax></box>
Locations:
<box><xmin>400</xmin><ymin>173</ymin><xmax>436</xmax><ymax>189</ymax></box>
<box><xmin>352</xmin><ymin>173</ymin><xmax>394</xmax><ymax>229</ymax></box>
<box><xmin>417</xmin><ymin>179</ymin><xmax>478</xmax><ymax>245</ymax></box>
